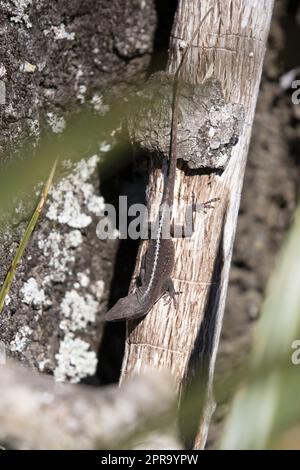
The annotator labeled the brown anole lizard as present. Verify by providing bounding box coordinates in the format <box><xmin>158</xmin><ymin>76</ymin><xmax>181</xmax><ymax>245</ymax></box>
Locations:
<box><xmin>105</xmin><ymin>10</ymin><xmax>215</xmax><ymax>322</ymax></box>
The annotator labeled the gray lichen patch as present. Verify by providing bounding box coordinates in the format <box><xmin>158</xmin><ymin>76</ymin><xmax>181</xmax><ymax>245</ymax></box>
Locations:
<box><xmin>1</xmin><ymin>0</ymin><xmax>33</xmax><ymax>29</ymax></box>
<box><xmin>10</xmin><ymin>325</ymin><xmax>33</xmax><ymax>352</ymax></box>
<box><xmin>38</xmin><ymin>230</ymin><xmax>76</xmax><ymax>283</ymax></box>
<box><xmin>54</xmin><ymin>332</ymin><xmax>98</xmax><ymax>383</ymax></box>
<box><xmin>128</xmin><ymin>72</ymin><xmax>244</xmax><ymax>170</ymax></box>
<box><xmin>46</xmin><ymin>113</ymin><xmax>66</xmax><ymax>134</ymax></box>
<box><xmin>43</xmin><ymin>23</ymin><xmax>76</xmax><ymax>41</ymax></box>
<box><xmin>53</xmin><ymin>281</ymin><xmax>100</xmax><ymax>383</ymax></box>
<box><xmin>20</xmin><ymin>277</ymin><xmax>46</xmax><ymax>308</ymax></box>
<box><xmin>46</xmin><ymin>155</ymin><xmax>105</xmax><ymax>229</ymax></box>
<box><xmin>60</xmin><ymin>290</ymin><xmax>98</xmax><ymax>332</ymax></box>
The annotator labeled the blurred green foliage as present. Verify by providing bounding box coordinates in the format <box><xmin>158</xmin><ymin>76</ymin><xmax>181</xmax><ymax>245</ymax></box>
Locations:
<box><xmin>0</xmin><ymin>96</ymin><xmax>130</xmax><ymax>216</ymax></box>
<box><xmin>220</xmin><ymin>203</ymin><xmax>300</xmax><ymax>449</ymax></box>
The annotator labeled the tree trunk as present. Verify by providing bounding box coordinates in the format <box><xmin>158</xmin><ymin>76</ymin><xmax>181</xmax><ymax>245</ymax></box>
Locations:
<box><xmin>0</xmin><ymin>0</ymin><xmax>156</xmax><ymax>382</ymax></box>
<box><xmin>120</xmin><ymin>0</ymin><xmax>274</xmax><ymax>449</ymax></box>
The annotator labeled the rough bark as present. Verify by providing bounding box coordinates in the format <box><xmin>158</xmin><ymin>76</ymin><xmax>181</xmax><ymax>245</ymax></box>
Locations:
<box><xmin>0</xmin><ymin>0</ymin><xmax>156</xmax><ymax>381</ymax></box>
<box><xmin>120</xmin><ymin>0</ymin><xmax>274</xmax><ymax>449</ymax></box>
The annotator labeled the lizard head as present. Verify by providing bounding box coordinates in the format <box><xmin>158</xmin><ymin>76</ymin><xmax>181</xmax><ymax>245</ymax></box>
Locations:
<box><xmin>104</xmin><ymin>292</ymin><xmax>145</xmax><ymax>322</ymax></box>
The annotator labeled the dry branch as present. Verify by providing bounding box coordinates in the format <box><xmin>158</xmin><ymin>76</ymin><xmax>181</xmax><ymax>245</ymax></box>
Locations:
<box><xmin>0</xmin><ymin>361</ymin><xmax>179</xmax><ymax>450</ymax></box>
<box><xmin>120</xmin><ymin>0</ymin><xmax>275</xmax><ymax>449</ymax></box>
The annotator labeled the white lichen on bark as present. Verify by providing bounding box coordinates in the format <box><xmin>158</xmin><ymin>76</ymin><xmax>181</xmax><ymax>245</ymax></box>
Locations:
<box><xmin>2</xmin><ymin>0</ymin><xmax>33</xmax><ymax>29</ymax></box>
<box><xmin>43</xmin><ymin>23</ymin><xmax>76</xmax><ymax>41</ymax></box>
<box><xmin>20</xmin><ymin>277</ymin><xmax>46</xmax><ymax>308</ymax></box>
<box><xmin>54</xmin><ymin>332</ymin><xmax>98</xmax><ymax>383</ymax></box>
<box><xmin>60</xmin><ymin>290</ymin><xmax>98</xmax><ymax>332</ymax></box>
<box><xmin>46</xmin><ymin>155</ymin><xmax>104</xmax><ymax>228</ymax></box>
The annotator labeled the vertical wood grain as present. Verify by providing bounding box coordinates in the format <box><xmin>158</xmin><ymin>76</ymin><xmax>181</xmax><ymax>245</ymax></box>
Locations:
<box><xmin>120</xmin><ymin>0</ymin><xmax>274</xmax><ymax>449</ymax></box>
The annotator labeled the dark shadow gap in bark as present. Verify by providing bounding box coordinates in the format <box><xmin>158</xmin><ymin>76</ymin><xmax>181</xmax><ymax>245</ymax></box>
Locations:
<box><xmin>147</xmin><ymin>0</ymin><xmax>178</xmax><ymax>75</ymax></box>
<box><xmin>178</xmin><ymin>213</ymin><xmax>226</xmax><ymax>449</ymax></box>
<box><xmin>96</xmin><ymin>142</ymin><xmax>148</xmax><ymax>385</ymax></box>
